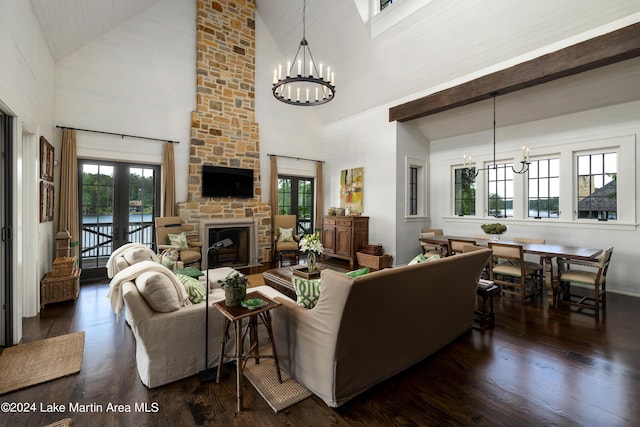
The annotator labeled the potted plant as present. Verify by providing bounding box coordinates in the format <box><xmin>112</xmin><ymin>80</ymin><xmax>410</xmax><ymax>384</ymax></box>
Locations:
<box><xmin>481</xmin><ymin>223</ymin><xmax>507</xmax><ymax>240</ymax></box>
<box><xmin>300</xmin><ymin>231</ymin><xmax>324</xmax><ymax>272</ymax></box>
<box><xmin>218</xmin><ymin>270</ymin><xmax>248</xmax><ymax>307</ymax></box>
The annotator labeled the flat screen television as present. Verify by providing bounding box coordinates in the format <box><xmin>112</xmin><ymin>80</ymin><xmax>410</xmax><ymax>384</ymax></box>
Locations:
<box><xmin>202</xmin><ymin>165</ymin><xmax>253</xmax><ymax>198</ymax></box>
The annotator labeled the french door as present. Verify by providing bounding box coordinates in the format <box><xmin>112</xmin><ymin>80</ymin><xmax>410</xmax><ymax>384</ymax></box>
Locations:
<box><xmin>278</xmin><ymin>176</ymin><xmax>315</xmax><ymax>235</ymax></box>
<box><xmin>79</xmin><ymin>160</ymin><xmax>160</xmax><ymax>280</ymax></box>
<box><xmin>0</xmin><ymin>112</ymin><xmax>13</xmax><ymax>346</ymax></box>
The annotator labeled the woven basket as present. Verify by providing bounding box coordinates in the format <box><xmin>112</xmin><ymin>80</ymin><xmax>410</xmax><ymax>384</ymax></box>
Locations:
<box><xmin>41</xmin><ymin>268</ymin><xmax>80</xmax><ymax>308</ymax></box>
<box><xmin>356</xmin><ymin>252</ymin><xmax>393</xmax><ymax>270</ymax></box>
<box><xmin>52</xmin><ymin>257</ymin><xmax>76</xmax><ymax>277</ymax></box>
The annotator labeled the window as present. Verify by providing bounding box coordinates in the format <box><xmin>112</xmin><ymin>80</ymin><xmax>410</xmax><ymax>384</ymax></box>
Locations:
<box><xmin>380</xmin><ymin>0</ymin><xmax>394</xmax><ymax>12</ymax></box>
<box><xmin>405</xmin><ymin>157</ymin><xmax>426</xmax><ymax>218</ymax></box>
<box><xmin>454</xmin><ymin>168</ymin><xmax>476</xmax><ymax>216</ymax></box>
<box><xmin>528</xmin><ymin>158</ymin><xmax>560</xmax><ymax>218</ymax></box>
<box><xmin>487</xmin><ymin>163</ymin><xmax>513</xmax><ymax>218</ymax></box>
<box><xmin>278</xmin><ymin>176</ymin><xmax>315</xmax><ymax>234</ymax></box>
<box><xmin>409</xmin><ymin>166</ymin><xmax>418</xmax><ymax>215</ymax></box>
<box><xmin>577</xmin><ymin>152</ymin><xmax>617</xmax><ymax>220</ymax></box>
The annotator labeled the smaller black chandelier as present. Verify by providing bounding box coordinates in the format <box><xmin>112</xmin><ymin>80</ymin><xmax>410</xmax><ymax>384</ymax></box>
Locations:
<box><xmin>463</xmin><ymin>94</ymin><xmax>530</xmax><ymax>178</ymax></box>
<box><xmin>272</xmin><ymin>0</ymin><xmax>335</xmax><ymax>106</ymax></box>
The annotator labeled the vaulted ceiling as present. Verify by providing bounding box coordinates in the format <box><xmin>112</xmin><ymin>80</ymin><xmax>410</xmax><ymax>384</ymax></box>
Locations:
<box><xmin>29</xmin><ymin>0</ymin><xmax>640</xmax><ymax>137</ymax></box>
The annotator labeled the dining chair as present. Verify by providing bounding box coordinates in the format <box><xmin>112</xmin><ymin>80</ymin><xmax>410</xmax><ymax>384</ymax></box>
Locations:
<box><xmin>512</xmin><ymin>237</ymin><xmax>546</xmax><ymax>289</ymax></box>
<box><xmin>463</xmin><ymin>244</ymin><xmax>490</xmax><ymax>279</ymax></box>
<box><xmin>420</xmin><ymin>228</ymin><xmax>446</xmax><ymax>257</ymax></box>
<box><xmin>448</xmin><ymin>238</ymin><xmax>477</xmax><ymax>256</ymax></box>
<box><xmin>472</xmin><ymin>234</ymin><xmax>491</xmax><ymax>240</ymax></box>
<box><xmin>557</xmin><ymin>247</ymin><xmax>613</xmax><ymax>315</ymax></box>
<box><xmin>488</xmin><ymin>242</ymin><xmax>540</xmax><ymax>301</ymax></box>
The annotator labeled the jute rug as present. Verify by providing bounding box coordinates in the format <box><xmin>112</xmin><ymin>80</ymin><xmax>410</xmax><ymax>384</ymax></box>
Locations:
<box><xmin>0</xmin><ymin>331</ymin><xmax>84</xmax><ymax>395</ymax></box>
<box><xmin>244</xmin><ymin>359</ymin><xmax>312</xmax><ymax>412</ymax></box>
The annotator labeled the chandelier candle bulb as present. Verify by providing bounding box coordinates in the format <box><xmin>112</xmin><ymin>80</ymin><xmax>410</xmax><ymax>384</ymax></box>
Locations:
<box><xmin>271</xmin><ymin>0</ymin><xmax>336</xmax><ymax>106</ymax></box>
<box><xmin>526</xmin><ymin>148</ymin><xmax>530</xmax><ymax>161</ymax></box>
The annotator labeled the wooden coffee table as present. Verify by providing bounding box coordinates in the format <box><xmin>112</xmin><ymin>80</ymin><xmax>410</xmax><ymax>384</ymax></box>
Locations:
<box><xmin>263</xmin><ymin>264</ymin><xmax>347</xmax><ymax>299</ymax></box>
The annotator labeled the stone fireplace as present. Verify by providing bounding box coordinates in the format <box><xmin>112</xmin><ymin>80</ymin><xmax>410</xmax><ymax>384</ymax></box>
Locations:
<box><xmin>199</xmin><ymin>218</ymin><xmax>260</xmax><ymax>270</ymax></box>
<box><xmin>176</xmin><ymin>0</ymin><xmax>271</xmax><ymax>264</ymax></box>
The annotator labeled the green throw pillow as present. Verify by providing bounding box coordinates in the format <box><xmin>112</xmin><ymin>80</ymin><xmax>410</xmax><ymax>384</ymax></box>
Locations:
<box><xmin>277</xmin><ymin>227</ymin><xmax>294</xmax><ymax>243</ymax></box>
<box><xmin>346</xmin><ymin>267</ymin><xmax>370</xmax><ymax>278</ymax></box>
<box><xmin>408</xmin><ymin>253</ymin><xmax>440</xmax><ymax>265</ymax></box>
<box><xmin>174</xmin><ymin>267</ymin><xmax>204</xmax><ymax>278</ymax></box>
<box><xmin>292</xmin><ymin>277</ymin><xmax>321</xmax><ymax>309</ymax></box>
<box><xmin>176</xmin><ymin>273</ymin><xmax>207</xmax><ymax>304</ymax></box>
<box><xmin>408</xmin><ymin>254</ymin><xmax>426</xmax><ymax>265</ymax></box>
<box><xmin>168</xmin><ymin>232</ymin><xmax>189</xmax><ymax>250</ymax></box>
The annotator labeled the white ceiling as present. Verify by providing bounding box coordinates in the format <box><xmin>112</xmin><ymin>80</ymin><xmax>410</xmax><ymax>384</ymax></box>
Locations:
<box><xmin>30</xmin><ymin>0</ymin><xmax>640</xmax><ymax>136</ymax></box>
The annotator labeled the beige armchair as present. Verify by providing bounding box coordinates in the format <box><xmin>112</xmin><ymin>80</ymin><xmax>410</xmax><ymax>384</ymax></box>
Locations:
<box><xmin>155</xmin><ymin>216</ymin><xmax>202</xmax><ymax>269</ymax></box>
<box><xmin>273</xmin><ymin>215</ymin><xmax>300</xmax><ymax>266</ymax></box>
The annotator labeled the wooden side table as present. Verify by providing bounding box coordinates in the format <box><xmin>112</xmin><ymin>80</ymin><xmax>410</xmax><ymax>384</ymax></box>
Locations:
<box><xmin>214</xmin><ymin>291</ymin><xmax>282</xmax><ymax>412</ymax></box>
<box><xmin>473</xmin><ymin>283</ymin><xmax>499</xmax><ymax>330</ymax></box>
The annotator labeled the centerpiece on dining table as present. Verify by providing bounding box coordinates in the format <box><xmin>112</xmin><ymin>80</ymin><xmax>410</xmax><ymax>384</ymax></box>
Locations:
<box><xmin>481</xmin><ymin>223</ymin><xmax>507</xmax><ymax>240</ymax></box>
<box><xmin>299</xmin><ymin>231</ymin><xmax>324</xmax><ymax>274</ymax></box>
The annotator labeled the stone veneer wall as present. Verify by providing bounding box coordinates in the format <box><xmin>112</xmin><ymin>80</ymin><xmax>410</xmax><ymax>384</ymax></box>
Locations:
<box><xmin>177</xmin><ymin>0</ymin><xmax>271</xmax><ymax>262</ymax></box>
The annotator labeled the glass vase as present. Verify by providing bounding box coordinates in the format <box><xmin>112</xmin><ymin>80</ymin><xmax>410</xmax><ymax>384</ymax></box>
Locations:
<box><xmin>308</xmin><ymin>252</ymin><xmax>317</xmax><ymax>272</ymax></box>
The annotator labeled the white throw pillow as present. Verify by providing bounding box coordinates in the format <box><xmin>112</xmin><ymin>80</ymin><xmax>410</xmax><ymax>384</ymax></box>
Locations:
<box><xmin>123</xmin><ymin>247</ymin><xmax>154</xmax><ymax>265</ymax></box>
<box><xmin>135</xmin><ymin>271</ymin><xmax>183</xmax><ymax>312</ymax></box>
<box><xmin>277</xmin><ymin>227</ymin><xmax>294</xmax><ymax>243</ymax></box>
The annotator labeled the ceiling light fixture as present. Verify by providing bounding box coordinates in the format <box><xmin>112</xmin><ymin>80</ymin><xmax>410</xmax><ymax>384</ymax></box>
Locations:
<box><xmin>272</xmin><ymin>0</ymin><xmax>335</xmax><ymax>106</ymax></box>
<box><xmin>463</xmin><ymin>94</ymin><xmax>530</xmax><ymax>177</ymax></box>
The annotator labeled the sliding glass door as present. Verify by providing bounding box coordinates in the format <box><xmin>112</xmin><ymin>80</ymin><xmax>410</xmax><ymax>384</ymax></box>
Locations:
<box><xmin>79</xmin><ymin>160</ymin><xmax>159</xmax><ymax>280</ymax></box>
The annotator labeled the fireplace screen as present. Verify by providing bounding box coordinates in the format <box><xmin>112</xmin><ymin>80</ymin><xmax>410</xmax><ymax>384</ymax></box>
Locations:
<box><xmin>207</xmin><ymin>226</ymin><xmax>249</xmax><ymax>268</ymax></box>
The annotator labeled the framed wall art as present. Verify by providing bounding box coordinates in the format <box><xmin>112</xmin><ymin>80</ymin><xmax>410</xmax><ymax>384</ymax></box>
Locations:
<box><xmin>340</xmin><ymin>167</ymin><xmax>364</xmax><ymax>213</ymax></box>
<box><xmin>40</xmin><ymin>181</ymin><xmax>54</xmax><ymax>222</ymax></box>
<box><xmin>40</xmin><ymin>136</ymin><xmax>54</xmax><ymax>182</ymax></box>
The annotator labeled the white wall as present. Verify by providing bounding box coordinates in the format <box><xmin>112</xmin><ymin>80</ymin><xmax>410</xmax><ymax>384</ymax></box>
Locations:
<box><xmin>0</xmin><ymin>0</ymin><xmax>56</xmax><ymax>341</ymax></box>
<box><xmin>254</xmin><ymin>12</ymin><xmax>324</xmax><ymax>203</ymax></box>
<box><xmin>428</xmin><ymin>100</ymin><xmax>640</xmax><ymax>296</ymax></box>
<box><xmin>395</xmin><ymin>122</ymin><xmax>430</xmax><ymax>264</ymax></box>
<box><xmin>324</xmin><ymin>106</ymin><xmax>397</xmax><ymax>258</ymax></box>
<box><xmin>55</xmin><ymin>0</ymin><xmax>197</xmax><ymax>202</ymax></box>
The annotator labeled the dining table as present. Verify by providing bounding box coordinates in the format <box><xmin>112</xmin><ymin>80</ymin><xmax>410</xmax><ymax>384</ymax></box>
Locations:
<box><xmin>418</xmin><ymin>234</ymin><xmax>603</xmax><ymax>306</ymax></box>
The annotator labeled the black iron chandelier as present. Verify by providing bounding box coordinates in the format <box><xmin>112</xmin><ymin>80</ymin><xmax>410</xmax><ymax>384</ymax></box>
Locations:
<box><xmin>272</xmin><ymin>0</ymin><xmax>335</xmax><ymax>106</ymax></box>
<box><xmin>463</xmin><ymin>94</ymin><xmax>530</xmax><ymax>178</ymax></box>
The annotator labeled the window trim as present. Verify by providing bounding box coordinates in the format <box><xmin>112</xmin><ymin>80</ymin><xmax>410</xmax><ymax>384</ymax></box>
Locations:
<box><xmin>443</xmin><ymin>134</ymin><xmax>635</xmax><ymax>228</ymax></box>
<box><xmin>404</xmin><ymin>157</ymin><xmax>427</xmax><ymax>220</ymax></box>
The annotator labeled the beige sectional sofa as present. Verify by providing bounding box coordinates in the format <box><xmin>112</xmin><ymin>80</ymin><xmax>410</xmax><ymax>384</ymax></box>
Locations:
<box><xmin>118</xmin><ymin>265</ymin><xmax>239</xmax><ymax>388</ymax></box>
<box><xmin>259</xmin><ymin>249</ymin><xmax>492</xmax><ymax>408</ymax></box>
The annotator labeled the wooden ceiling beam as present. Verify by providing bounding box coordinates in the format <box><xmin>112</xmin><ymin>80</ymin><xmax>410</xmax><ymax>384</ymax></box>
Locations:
<box><xmin>389</xmin><ymin>22</ymin><xmax>640</xmax><ymax>122</ymax></box>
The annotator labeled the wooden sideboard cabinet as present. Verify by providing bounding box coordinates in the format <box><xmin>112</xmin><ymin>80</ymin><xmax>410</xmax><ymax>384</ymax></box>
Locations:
<box><xmin>321</xmin><ymin>216</ymin><xmax>369</xmax><ymax>268</ymax></box>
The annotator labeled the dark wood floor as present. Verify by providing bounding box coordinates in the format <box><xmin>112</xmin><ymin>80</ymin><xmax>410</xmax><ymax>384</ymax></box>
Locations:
<box><xmin>3</xmin><ymin>266</ymin><xmax>640</xmax><ymax>426</ymax></box>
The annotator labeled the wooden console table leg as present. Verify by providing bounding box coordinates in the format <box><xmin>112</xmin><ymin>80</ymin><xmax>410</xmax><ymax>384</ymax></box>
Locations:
<box><xmin>260</xmin><ymin>311</ymin><xmax>282</xmax><ymax>383</ymax></box>
<box><xmin>234</xmin><ymin>319</ymin><xmax>244</xmax><ymax>412</ymax></box>
<box><xmin>216</xmin><ymin>319</ymin><xmax>231</xmax><ymax>383</ymax></box>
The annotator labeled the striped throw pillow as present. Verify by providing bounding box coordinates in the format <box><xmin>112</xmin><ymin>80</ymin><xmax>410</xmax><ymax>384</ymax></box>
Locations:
<box><xmin>176</xmin><ymin>273</ymin><xmax>207</xmax><ymax>304</ymax></box>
